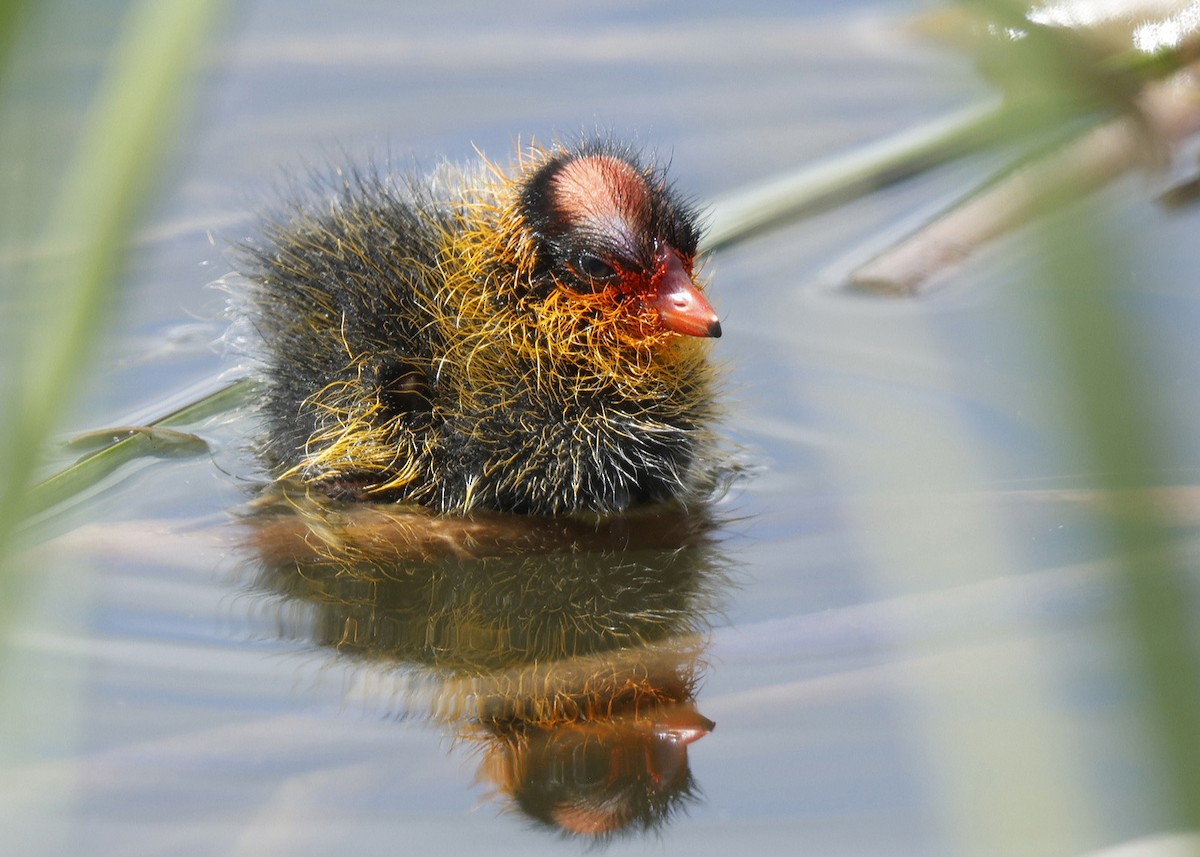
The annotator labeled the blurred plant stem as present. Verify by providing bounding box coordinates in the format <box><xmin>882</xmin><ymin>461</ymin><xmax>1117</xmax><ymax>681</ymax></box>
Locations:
<box><xmin>0</xmin><ymin>0</ymin><xmax>228</xmax><ymax>627</ymax></box>
<box><xmin>703</xmin><ymin>98</ymin><xmax>1008</xmax><ymax>252</ymax></box>
<box><xmin>27</xmin><ymin>377</ymin><xmax>256</xmax><ymax>518</ymax></box>
<box><xmin>850</xmin><ymin>72</ymin><xmax>1200</xmax><ymax>293</ymax></box>
<box><xmin>977</xmin><ymin>0</ymin><xmax>1200</xmax><ymax>838</ymax></box>
<box><xmin>0</xmin><ymin>1</ymin><xmax>23</xmax><ymax>75</ymax></box>
<box><xmin>708</xmin><ymin>3</ymin><xmax>1200</xmax><ymax>293</ymax></box>
<box><xmin>1034</xmin><ymin>206</ymin><xmax>1200</xmax><ymax>831</ymax></box>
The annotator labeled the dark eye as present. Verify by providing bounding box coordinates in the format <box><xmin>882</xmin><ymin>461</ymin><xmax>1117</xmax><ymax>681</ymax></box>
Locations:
<box><xmin>575</xmin><ymin>252</ymin><xmax>619</xmax><ymax>284</ymax></box>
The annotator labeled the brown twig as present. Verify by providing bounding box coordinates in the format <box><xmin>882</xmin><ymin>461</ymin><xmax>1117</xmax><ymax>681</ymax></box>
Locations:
<box><xmin>849</xmin><ymin>66</ymin><xmax>1200</xmax><ymax>295</ymax></box>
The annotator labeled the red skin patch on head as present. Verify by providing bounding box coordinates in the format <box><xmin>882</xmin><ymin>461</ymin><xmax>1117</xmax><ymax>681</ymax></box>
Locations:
<box><xmin>549</xmin><ymin>155</ymin><xmax>651</xmax><ymax>233</ymax></box>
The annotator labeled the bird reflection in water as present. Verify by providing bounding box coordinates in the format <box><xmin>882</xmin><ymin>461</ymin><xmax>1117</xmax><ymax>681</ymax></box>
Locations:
<box><xmin>238</xmin><ymin>488</ymin><xmax>730</xmax><ymax>840</ymax></box>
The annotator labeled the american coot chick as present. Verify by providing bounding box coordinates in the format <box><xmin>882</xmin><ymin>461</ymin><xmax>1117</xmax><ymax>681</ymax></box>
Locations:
<box><xmin>234</xmin><ymin>139</ymin><xmax>721</xmax><ymax>515</ymax></box>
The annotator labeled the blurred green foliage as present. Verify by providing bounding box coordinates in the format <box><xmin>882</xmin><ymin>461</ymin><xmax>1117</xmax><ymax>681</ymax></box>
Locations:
<box><xmin>0</xmin><ymin>0</ymin><xmax>227</xmax><ymax>627</ymax></box>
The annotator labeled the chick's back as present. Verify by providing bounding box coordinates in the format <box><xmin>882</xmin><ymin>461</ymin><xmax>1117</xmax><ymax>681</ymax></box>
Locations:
<box><xmin>235</xmin><ymin>166</ymin><xmax>458</xmax><ymax>492</ymax></box>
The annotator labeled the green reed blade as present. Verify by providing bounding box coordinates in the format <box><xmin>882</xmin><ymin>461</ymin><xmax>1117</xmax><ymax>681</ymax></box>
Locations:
<box><xmin>28</xmin><ymin>378</ymin><xmax>257</xmax><ymax>517</ymax></box>
<box><xmin>0</xmin><ymin>0</ymin><xmax>228</xmax><ymax>591</ymax></box>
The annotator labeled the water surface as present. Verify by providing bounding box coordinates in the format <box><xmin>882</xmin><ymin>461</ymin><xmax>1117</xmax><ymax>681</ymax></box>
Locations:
<box><xmin>8</xmin><ymin>2</ymin><xmax>1200</xmax><ymax>855</ymax></box>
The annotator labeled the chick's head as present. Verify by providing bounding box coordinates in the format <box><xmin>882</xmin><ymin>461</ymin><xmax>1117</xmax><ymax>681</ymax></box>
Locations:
<box><xmin>520</xmin><ymin>144</ymin><xmax>720</xmax><ymax>339</ymax></box>
<box><xmin>439</xmin><ymin>144</ymin><xmax>719</xmax><ymax>403</ymax></box>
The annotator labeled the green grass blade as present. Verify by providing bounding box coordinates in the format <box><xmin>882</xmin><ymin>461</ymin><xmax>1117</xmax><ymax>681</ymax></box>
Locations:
<box><xmin>28</xmin><ymin>378</ymin><xmax>257</xmax><ymax>516</ymax></box>
<box><xmin>0</xmin><ymin>0</ymin><xmax>229</xmax><ymax>606</ymax></box>
<box><xmin>702</xmin><ymin>99</ymin><xmax>1006</xmax><ymax>253</ymax></box>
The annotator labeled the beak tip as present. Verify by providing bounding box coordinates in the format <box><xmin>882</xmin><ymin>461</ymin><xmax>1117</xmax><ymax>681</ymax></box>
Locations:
<box><xmin>649</xmin><ymin>245</ymin><xmax>722</xmax><ymax>339</ymax></box>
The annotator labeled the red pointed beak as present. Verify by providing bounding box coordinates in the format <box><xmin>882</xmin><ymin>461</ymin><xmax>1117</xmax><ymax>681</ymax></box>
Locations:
<box><xmin>647</xmin><ymin>707</ymin><xmax>714</xmax><ymax>788</ymax></box>
<box><xmin>648</xmin><ymin>245</ymin><xmax>721</xmax><ymax>338</ymax></box>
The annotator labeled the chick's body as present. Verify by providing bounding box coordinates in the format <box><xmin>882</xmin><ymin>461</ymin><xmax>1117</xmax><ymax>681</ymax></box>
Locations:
<box><xmin>235</xmin><ymin>141</ymin><xmax>721</xmax><ymax>516</ymax></box>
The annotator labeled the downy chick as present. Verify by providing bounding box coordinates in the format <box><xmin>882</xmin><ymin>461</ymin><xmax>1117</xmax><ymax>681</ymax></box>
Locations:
<box><xmin>233</xmin><ymin>139</ymin><xmax>721</xmax><ymax>515</ymax></box>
